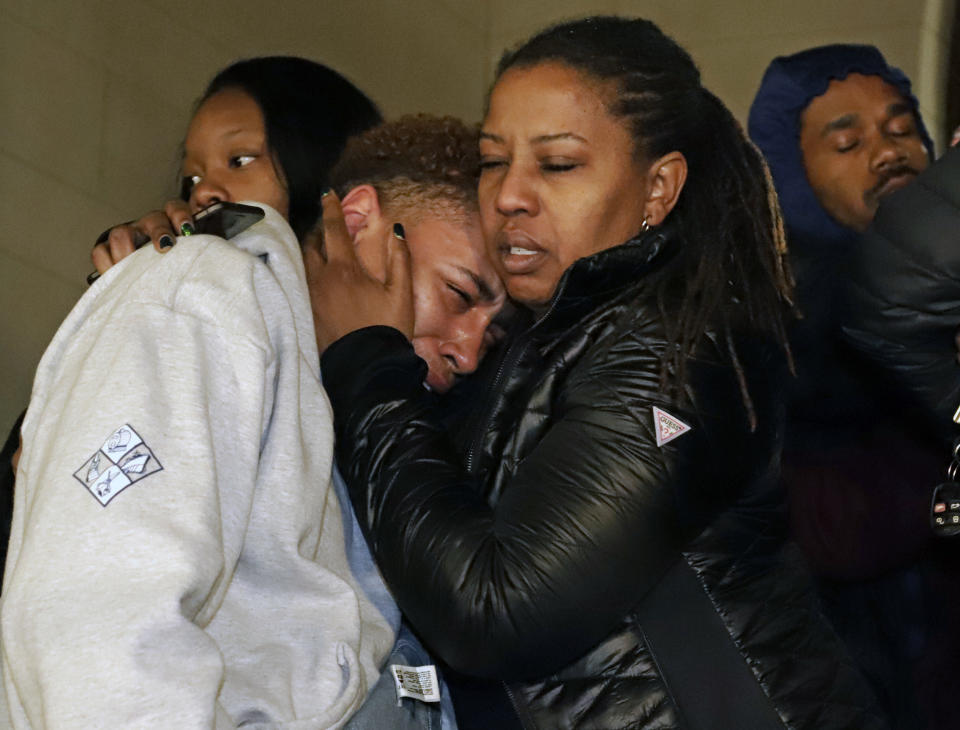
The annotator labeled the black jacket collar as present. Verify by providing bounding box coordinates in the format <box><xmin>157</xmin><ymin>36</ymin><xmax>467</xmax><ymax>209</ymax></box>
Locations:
<box><xmin>530</xmin><ymin>225</ymin><xmax>677</xmax><ymax>334</ymax></box>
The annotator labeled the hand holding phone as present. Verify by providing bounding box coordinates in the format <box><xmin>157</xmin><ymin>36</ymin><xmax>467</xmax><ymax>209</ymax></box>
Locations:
<box><xmin>87</xmin><ymin>202</ymin><xmax>265</xmax><ymax>285</ymax></box>
<box><xmin>191</xmin><ymin>202</ymin><xmax>265</xmax><ymax>238</ymax></box>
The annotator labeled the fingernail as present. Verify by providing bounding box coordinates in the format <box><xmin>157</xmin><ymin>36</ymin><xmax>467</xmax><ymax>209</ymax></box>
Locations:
<box><xmin>321</xmin><ymin>187</ymin><xmax>332</xmax><ymax>199</ymax></box>
<box><xmin>393</xmin><ymin>223</ymin><xmax>406</xmax><ymax>240</ymax></box>
<box><xmin>180</xmin><ymin>222</ymin><xmax>194</xmax><ymax>236</ymax></box>
<box><xmin>159</xmin><ymin>235</ymin><xmax>175</xmax><ymax>250</ymax></box>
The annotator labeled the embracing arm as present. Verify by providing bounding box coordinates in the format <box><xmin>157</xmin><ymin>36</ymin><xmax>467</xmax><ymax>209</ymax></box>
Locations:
<box><xmin>322</xmin><ymin>325</ymin><xmax>681</xmax><ymax>681</ymax></box>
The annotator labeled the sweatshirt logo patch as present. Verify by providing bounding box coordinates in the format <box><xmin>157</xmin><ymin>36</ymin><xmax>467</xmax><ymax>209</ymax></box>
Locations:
<box><xmin>73</xmin><ymin>424</ymin><xmax>163</xmax><ymax>506</ymax></box>
<box><xmin>652</xmin><ymin>406</ymin><xmax>692</xmax><ymax>447</ymax></box>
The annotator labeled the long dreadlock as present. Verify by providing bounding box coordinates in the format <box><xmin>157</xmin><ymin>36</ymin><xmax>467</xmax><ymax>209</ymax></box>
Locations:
<box><xmin>495</xmin><ymin>16</ymin><xmax>795</xmax><ymax>430</ymax></box>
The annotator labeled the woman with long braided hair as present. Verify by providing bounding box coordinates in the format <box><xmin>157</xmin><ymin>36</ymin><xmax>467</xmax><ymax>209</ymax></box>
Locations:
<box><xmin>308</xmin><ymin>16</ymin><xmax>886</xmax><ymax>729</ymax></box>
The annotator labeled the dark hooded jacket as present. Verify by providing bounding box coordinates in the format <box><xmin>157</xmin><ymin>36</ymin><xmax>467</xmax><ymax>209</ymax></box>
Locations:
<box><xmin>321</xmin><ymin>223</ymin><xmax>886</xmax><ymax>729</ymax></box>
<box><xmin>841</xmin><ymin>137</ymin><xmax>960</xmax><ymax>730</ymax></box>
<box><xmin>844</xmin><ymin>146</ymin><xmax>960</xmax><ymax>439</ymax></box>
<box><xmin>748</xmin><ymin>45</ymin><xmax>940</xmax><ymax>580</ymax></box>
<box><xmin>749</xmin><ymin>45</ymin><xmax>944</xmax><ymax>729</ymax></box>
<box><xmin>748</xmin><ymin>44</ymin><xmax>934</xmax><ymax>427</ymax></box>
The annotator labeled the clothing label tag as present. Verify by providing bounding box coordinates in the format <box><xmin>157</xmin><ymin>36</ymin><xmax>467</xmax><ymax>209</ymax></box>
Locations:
<box><xmin>390</xmin><ymin>664</ymin><xmax>441</xmax><ymax>703</ymax></box>
<box><xmin>652</xmin><ymin>406</ymin><xmax>692</xmax><ymax>447</ymax></box>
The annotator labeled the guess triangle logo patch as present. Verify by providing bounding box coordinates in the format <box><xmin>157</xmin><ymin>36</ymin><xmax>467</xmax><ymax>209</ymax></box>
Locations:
<box><xmin>652</xmin><ymin>406</ymin><xmax>691</xmax><ymax>447</ymax></box>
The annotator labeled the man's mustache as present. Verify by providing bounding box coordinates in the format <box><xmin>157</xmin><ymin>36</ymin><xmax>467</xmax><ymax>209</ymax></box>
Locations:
<box><xmin>864</xmin><ymin>164</ymin><xmax>921</xmax><ymax>206</ymax></box>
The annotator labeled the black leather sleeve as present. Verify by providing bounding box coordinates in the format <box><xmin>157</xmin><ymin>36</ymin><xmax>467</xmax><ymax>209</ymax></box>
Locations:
<box><xmin>843</xmin><ymin>147</ymin><xmax>960</xmax><ymax>434</ymax></box>
<box><xmin>322</xmin><ymin>325</ymin><xmax>683</xmax><ymax>680</ymax></box>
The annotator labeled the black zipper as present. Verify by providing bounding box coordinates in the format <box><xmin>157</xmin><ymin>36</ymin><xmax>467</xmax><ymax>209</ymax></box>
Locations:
<box><xmin>502</xmin><ymin>680</ymin><xmax>535</xmax><ymax>730</ymax></box>
<box><xmin>464</xmin><ymin>334</ymin><xmax>526</xmax><ymax>474</ymax></box>
<box><xmin>463</xmin><ymin>273</ymin><xmax>570</xmax><ymax>474</ymax></box>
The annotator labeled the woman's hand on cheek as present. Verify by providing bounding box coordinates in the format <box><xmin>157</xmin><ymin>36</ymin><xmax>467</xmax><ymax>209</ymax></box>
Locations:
<box><xmin>303</xmin><ymin>192</ymin><xmax>414</xmax><ymax>354</ymax></box>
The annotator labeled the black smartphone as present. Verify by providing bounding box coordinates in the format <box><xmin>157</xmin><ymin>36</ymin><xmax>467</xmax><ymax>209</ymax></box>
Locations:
<box><xmin>192</xmin><ymin>201</ymin><xmax>264</xmax><ymax>238</ymax></box>
<box><xmin>87</xmin><ymin>202</ymin><xmax>266</xmax><ymax>285</ymax></box>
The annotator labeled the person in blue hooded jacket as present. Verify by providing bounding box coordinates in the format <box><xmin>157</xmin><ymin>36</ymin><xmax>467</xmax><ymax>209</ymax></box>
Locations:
<box><xmin>749</xmin><ymin>44</ymin><xmax>944</xmax><ymax>728</ymax></box>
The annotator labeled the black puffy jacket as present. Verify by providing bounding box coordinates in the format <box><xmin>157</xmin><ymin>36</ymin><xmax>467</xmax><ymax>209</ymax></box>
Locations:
<box><xmin>322</xmin><ymin>227</ymin><xmax>885</xmax><ymax>729</ymax></box>
<box><xmin>844</xmin><ymin>147</ymin><xmax>960</xmax><ymax>439</ymax></box>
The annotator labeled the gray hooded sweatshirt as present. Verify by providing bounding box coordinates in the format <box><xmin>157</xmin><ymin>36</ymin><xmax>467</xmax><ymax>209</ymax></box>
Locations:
<box><xmin>0</xmin><ymin>206</ymin><xmax>393</xmax><ymax>728</ymax></box>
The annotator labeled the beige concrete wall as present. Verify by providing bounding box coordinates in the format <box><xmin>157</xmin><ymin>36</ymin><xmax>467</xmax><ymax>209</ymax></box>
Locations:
<box><xmin>486</xmin><ymin>1</ymin><xmax>954</xmax><ymax>145</ymax></box>
<box><xmin>0</xmin><ymin>0</ymin><xmax>488</xmax><ymax>433</ymax></box>
<box><xmin>918</xmin><ymin>0</ymin><xmax>956</xmax><ymax>144</ymax></box>
<box><xmin>1</xmin><ymin>0</ymin><xmax>954</xmax><ymax>434</ymax></box>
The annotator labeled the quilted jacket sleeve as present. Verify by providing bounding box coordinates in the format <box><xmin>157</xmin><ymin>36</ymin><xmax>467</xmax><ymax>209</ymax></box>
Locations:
<box><xmin>843</xmin><ymin>147</ymin><xmax>960</xmax><ymax>436</ymax></box>
<box><xmin>321</xmin><ymin>324</ymin><xmax>710</xmax><ymax>681</ymax></box>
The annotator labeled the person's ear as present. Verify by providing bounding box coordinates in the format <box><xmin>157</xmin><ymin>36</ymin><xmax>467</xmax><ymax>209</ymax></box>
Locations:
<box><xmin>341</xmin><ymin>184</ymin><xmax>393</xmax><ymax>281</ymax></box>
<box><xmin>643</xmin><ymin>151</ymin><xmax>687</xmax><ymax>226</ymax></box>
<box><xmin>340</xmin><ymin>184</ymin><xmax>384</xmax><ymax>240</ymax></box>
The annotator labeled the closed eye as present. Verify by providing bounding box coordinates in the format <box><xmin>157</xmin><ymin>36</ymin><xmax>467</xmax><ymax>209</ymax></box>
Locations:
<box><xmin>889</xmin><ymin>127</ymin><xmax>916</xmax><ymax>137</ymax></box>
<box><xmin>448</xmin><ymin>284</ymin><xmax>474</xmax><ymax>308</ymax></box>
<box><xmin>541</xmin><ymin>162</ymin><xmax>578</xmax><ymax>172</ymax></box>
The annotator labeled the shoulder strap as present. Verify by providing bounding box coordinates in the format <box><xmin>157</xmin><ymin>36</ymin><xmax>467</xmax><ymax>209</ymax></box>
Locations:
<box><xmin>636</xmin><ymin>558</ymin><xmax>785</xmax><ymax>729</ymax></box>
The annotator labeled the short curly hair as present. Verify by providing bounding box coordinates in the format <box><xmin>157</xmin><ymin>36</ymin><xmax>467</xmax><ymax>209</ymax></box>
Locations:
<box><xmin>329</xmin><ymin>114</ymin><xmax>479</xmax><ymax>224</ymax></box>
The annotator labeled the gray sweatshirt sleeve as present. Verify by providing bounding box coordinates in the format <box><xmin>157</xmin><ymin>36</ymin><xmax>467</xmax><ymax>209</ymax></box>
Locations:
<box><xmin>1</xmin><ymin>245</ymin><xmax>274</xmax><ymax>728</ymax></box>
